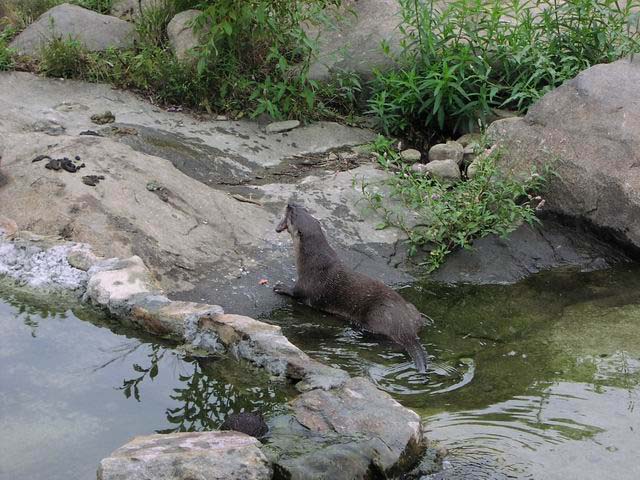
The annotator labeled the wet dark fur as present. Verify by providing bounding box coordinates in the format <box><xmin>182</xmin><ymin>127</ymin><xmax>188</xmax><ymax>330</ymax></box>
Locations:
<box><xmin>275</xmin><ymin>203</ymin><xmax>429</xmax><ymax>372</ymax></box>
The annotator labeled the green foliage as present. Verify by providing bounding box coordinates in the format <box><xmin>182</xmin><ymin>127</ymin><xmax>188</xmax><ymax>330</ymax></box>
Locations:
<box><xmin>29</xmin><ymin>0</ymin><xmax>360</xmax><ymax>119</ymax></box>
<box><xmin>362</xmin><ymin>138</ymin><xmax>550</xmax><ymax>271</ymax></box>
<box><xmin>369</xmin><ymin>0</ymin><xmax>640</xmax><ymax>142</ymax></box>
<box><xmin>39</xmin><ymin>37</ymin><xmax>87</xmax><ymax>77</ymax></box>
<box><xmin>190</xmin><ymin>0</ymin><xmax>344</xmax><ymax>119</ymax></box>
<box><xmin>0</xmin><ymin>29</ymin><xmax>16</xmax><ymax>71</ymax></box>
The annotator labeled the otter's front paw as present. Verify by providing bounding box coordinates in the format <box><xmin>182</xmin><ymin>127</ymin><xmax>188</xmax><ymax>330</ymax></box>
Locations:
<box><xmin>273</xmin><ymin>283</ymin><xmax>294</xmax><ymax>297</ymax></box>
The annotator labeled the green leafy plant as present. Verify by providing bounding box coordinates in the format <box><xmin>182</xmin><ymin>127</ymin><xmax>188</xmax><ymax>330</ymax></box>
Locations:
<box><xmin>362</xmin><ymin>137</ymin><xmax>550</xmax><ymax>271</ymax></box>
<box><xmin>369</xmin><ymin>0</ymin><xmax>640</xmax><ymax>143</ymax></box>
<box><xmin>190</xmin><ymin>0</ymin><xmax>343</xmax><ymax>119</ymax></box>
<box><xmin>0</xmin><ymin>29</ymin><xmax>16</xmax><ymax>71</ymax></box>
<box><xmin>39</xmin><ymin>36</ymin><xmax>87</xmax><ymax>77</ymax></box>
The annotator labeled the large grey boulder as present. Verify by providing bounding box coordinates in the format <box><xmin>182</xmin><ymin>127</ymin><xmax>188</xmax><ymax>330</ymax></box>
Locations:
<box><xmin>167</xmin><ymin>10</ymin><xmax>201</xmax><ymax>64</ymax></box>
<box><xmin>307</xmin><ymin>0</ymin><xmax>402</xmax><ymax>81</ymax></box>
<box><xmin>488</xmin><ymin>57</ymin><xmax>640</xmax><ymax>249</ymax></box>
<box><xmin>9</xmin><ymin>3</ymin><xmax>136</xmax><ymax>57</ymax></box>
<box><xmin>97</xmin><ymin>431</ymin><xmax>273</xmax><ymax>480</ymax></box>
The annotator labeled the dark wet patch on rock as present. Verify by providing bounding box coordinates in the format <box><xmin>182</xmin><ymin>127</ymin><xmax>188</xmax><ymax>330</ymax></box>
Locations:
<box><xmin>101</xmin><ymin>123</ymin><xmax>255</xmax><ymax>185</ymax></box>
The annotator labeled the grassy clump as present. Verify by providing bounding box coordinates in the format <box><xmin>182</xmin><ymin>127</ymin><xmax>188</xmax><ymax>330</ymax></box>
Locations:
<box><xmin>31</xmin><ymin>0</ymin><xmax>360</xmax><ymax>119</ymax></box>
<box><xmin>361</xmin><ymin>136</ymin><xmax>550</xmax><ymax>271</ymax></box>
<box><xmin>368</xmin><ymin>0</ymin><xmax>640</xmax><ymax>143</ymax></box>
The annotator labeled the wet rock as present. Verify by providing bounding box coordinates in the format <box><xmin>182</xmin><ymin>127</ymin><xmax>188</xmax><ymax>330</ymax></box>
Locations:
<box><xmin>221</xmin><ymin>412</ymin><xmax>269</xmax><ymax>439</ymax></box>
<box><xmin>267</xmin><ymin>377</ymin><xmax>424</xmax><ymax>479</ymax></box>
<box><xmin>400</xmin><ymin>148</ymin><xmax>422</xmax><ymax>163</ymax></box>
<box><xmin>9</xmin><ymin>4</ymin><xmax>136</xmax><ymax>57</ymax></box>
<box><xmin>167</xmin><ymin>10</ymin><xmax>201</xmax><ymax>64</ymax></box>
<box><xmin>419</xmin><ymin>159</ymin><xmax>461</xmax><ymax>183</ymax></box>
<box><xmin>432</xmin><ymin>216</ymin><xmax>630</xmax><ymax>285</ymax></box>
<box><xmin>91</xmin><ymin>111</ymin><xmax>115</xmax><ymax>125</ymax></box>
<box><xmin>265</xmin><ymin>120</ymin><xmax>301</xmax><ymax>134</ymax></box>
<box><xmin>487</xmin><ymin>57</ymin><xmax>640</xmax><ymax>249</ymax></box>
<box><xmin>97</xmin><ymin>431</ymin><xmax>272</xmax><ymax>480</ymax></box>
<box><xmin>428</xmin><ymin>141</ymin><xmax>464</xmax><ymax>165</ymax></box>
<box><xmin>32</xmin><ymin>119</ymin><xmax>65</xmax><ymax>136</ymax></box>
<box><xmin>186</xmin><ymin>312</ymin><xmax>349</xmax><ymax>389</ymax></box>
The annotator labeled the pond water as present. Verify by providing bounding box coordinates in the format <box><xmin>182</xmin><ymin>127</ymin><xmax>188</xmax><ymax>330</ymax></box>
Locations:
<box><xmin>270</xmin><ymin>264</ymin><xmax>640</xmax><ymax>479</ymax></box>
<box><xmin>0</xmin><ymin>286</ymin><xmax>293</xmax><ymax>480</ymax></box>
<box><xmin>2</xmin><ymin>265</ymin><xmax>639</xmax><ymax>480</ymax></box>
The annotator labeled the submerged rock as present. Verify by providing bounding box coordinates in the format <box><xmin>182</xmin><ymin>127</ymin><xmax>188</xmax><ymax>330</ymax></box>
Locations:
<box><xmin>97</xmin><ymin>431</ymin><xmax>272</xmax><ymax>480</ymax></box>
<box><xmin>9</xmin><ymin>4</ymin><xmax>136</xmax><ymax>57</ymax></box>
<box><xmin>488</xmin><ymin>57</ymin><xmax>640</xmax><ymax>250</ymax></box>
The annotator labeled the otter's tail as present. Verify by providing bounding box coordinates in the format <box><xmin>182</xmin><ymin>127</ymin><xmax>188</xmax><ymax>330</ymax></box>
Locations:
<box><xmin>403</xmin><ymin>337</ymin><xmax>429</xmax><ymax>373</ymax></box>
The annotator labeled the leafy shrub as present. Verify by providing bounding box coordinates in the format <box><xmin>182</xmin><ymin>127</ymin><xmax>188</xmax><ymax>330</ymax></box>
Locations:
<box><xmin>361</xmin><ymin>137</ymin><xmax>550</xmax><ymax>271</ymax></box>
<box><xmin>190</xmin><ymin>0</ymin><xmax>343</xmax><ymax>119</ymax></box>
<box><xmin>39</xmin><ymin>37</ymin><xmax>87</xmax><ymax>77</ymax></box>
<box><xmin>369</xmin><ymin>0</ymin><xmax>640</xmax><ymax>142</ymax></box>
<box><xmin>0</xmin><ymin>29</ymin><xmax>16</xmax><ymax>71</ymax></box>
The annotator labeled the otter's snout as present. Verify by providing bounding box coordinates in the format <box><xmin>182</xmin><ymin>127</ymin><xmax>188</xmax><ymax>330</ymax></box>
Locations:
<box><xmin>275</xmin><ymin>216</ymin><xmax>288</xmax><ymax>233</ymax></box>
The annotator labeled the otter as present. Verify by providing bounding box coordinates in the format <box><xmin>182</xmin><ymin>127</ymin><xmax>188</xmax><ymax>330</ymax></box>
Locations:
<box><xmin>274</xmin><ymin>203</ymin><xmax>429</xmax><ymax>372</ymax></box>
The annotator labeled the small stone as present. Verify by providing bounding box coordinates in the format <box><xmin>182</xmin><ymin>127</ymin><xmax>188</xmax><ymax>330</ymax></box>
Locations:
<box><xmin>67</xmin><ymin>248</ymin><xmax>99</xmax><ymax>271</ymax></box>
<box><xmin>466</xmin><ymin>159</ymin><xmax>480</xmax><ymax>179</ymax></box>
<box><xmin>399</xmin><ymin>149</ymin><xmax>422</xmax><ymax>163</ymax></box>
<box><xmin>456</xmin><ymin>133</ymin><xmax>482</xmax><ymax>147</ymax></box>
<box><xmin>82</xmin><ymin>175</ymin><xmax>105</xmax><ymax>186</ymax></box>
<box><xmin>91</xmin><ymin>111</ymin><xmax>115</xmax><ymax>125</ymax></box>
<box><xmin>265</xmin><ymin>120</ymin><xmax>301</xmax><ymax>134</ymax></box>
<box><xmin>0</xmin><ymin>217</ymin><xmax>18</xmax><ymax>238</ymax></box>
<box><xmin>411</xmin><ymin>163</ymin><xmax>429</xmax><ymax>175</ymax></box>
<box><xmin>428</xmin><ymin>141</ymin><xmax>464</xmax><ymax>165</ymax></box>
<box><xmin>425</xmin><ymin>159</ymin><xmax>461</xmax><ymax>183</ymax></box>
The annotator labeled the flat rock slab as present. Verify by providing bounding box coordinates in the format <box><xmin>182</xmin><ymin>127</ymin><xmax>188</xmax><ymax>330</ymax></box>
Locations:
<box><xmin>9</xmin><ymin>3</ymin><xmax>137</xmax><ymax>56</ymax></box>
<box><xmin>97</xmin><ymin>431</ymin><xmax>272</xmax><ymax>480</ymax></box>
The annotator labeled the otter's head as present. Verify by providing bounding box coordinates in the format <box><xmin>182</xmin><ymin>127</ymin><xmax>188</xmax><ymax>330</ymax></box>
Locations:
<box><xmin>275</xmin><ymin>203</ymin><xmax>322</xmax><ymax>241</ymax></box>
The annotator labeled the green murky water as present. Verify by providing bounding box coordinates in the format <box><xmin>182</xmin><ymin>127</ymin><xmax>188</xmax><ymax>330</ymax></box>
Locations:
<box><xmin>270</xmin><ymin>265</ymin><xmax>640</xmax><ymax>479</ymax></box>
<box><xmin>2</xmin><ymin>265</ymin><xmax>639</xmax><ymax>480</ymax></box>
<box><xmin>0</xmin><ymin>287</ymin><xmax>292</xmax><ymax>480</ymax></box>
